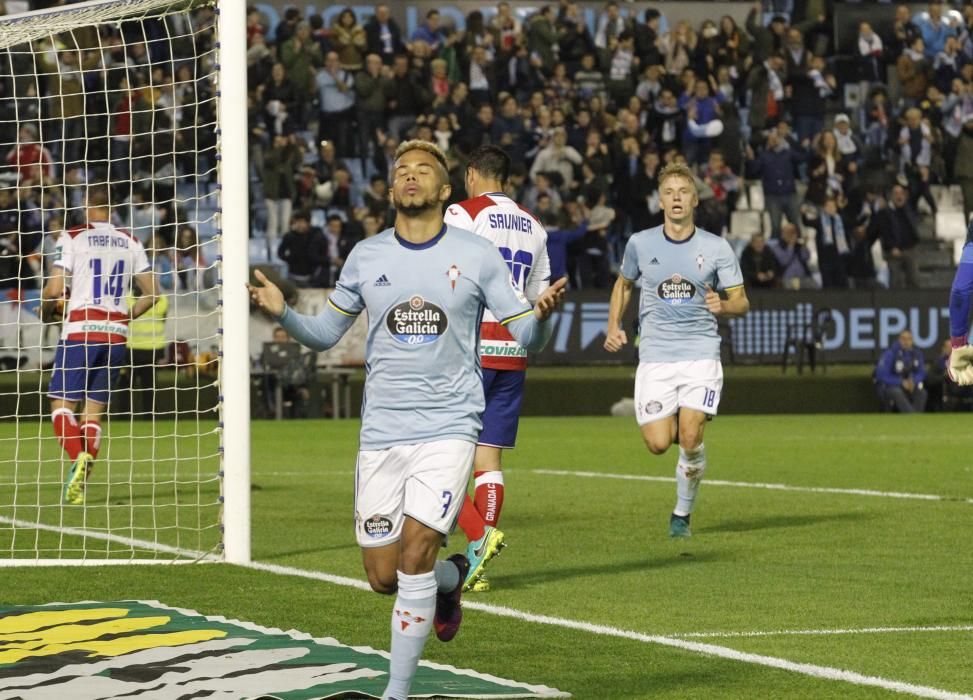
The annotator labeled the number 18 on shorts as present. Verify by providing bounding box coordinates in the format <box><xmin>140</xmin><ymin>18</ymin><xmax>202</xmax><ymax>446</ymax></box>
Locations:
<box><xmin>633</xmin><ymin>360</ymin><xmax>724</xmax><ymax>425</ymax></box>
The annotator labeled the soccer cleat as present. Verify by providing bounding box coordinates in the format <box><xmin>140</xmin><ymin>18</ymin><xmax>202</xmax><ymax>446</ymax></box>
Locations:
<box><xmin>434</xmin><ymin>554</ymin><xmax>469</xmax><ymax>642</ymax></box>
<box><xmin>669</xmin><ymin>513</ymin><xmax>691</xmax><ymax>538</ymax></box>
<box><xmin>463</xmin><ymin>526</ymin><xmax>505</xmax><ymax>592</ymax></box>
<box><xmin>470</xmin><ymin>574</ymin><xmax>491</xmax><ymax>592</ymax></box>
<box><xmin>62</xmin><ymin>452</ymin><xmax>93</xmax><ymax>505</ymax></box>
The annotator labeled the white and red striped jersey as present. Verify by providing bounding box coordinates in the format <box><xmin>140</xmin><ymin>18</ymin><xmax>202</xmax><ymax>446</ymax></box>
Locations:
<box><xmin>444</xmin><ymin>192</ymin><xmax>551</xmax><ymax>370</ymax></box>
<box><xmin>53</xmin><ymin>221</ymin><xmax>150</xmax><ymax>344</ymax></box>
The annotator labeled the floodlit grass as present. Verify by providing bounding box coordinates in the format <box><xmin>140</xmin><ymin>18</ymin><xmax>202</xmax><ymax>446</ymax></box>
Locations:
<box><xmin>2</xmin><ymin>415</ymin><xmax>971</xmax><ymax>698</ymax></box>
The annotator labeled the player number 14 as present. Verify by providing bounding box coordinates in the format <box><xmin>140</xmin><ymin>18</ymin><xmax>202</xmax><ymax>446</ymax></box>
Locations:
<box><xmin>90</xmin><ymin>258</ymin><xmax>126</xmax><ymax>305</ymax></box>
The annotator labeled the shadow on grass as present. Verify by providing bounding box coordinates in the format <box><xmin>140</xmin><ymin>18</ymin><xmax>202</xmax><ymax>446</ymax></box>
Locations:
<box><xmin>499</xmin><ymin>551</ymin><xmax>720</xmax><ymax>590</ymax></box>
<box><xmin>703</xmin><ymin>511</ymin><xmax>870</xmax><ymax>534</ymax></box>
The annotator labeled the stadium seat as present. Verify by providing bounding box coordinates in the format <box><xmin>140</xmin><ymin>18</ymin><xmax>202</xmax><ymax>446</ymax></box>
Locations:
<box><xmin>935</xmin><ymin>212</ymin><xmax>967</xmax><ymax>241</ymax></box>
<box><xmin>748</xmin><ymin>182</ymin><xmax>765</xmax><ymax>211</ymax></box>
<box><xmin>729</xmin><ymin>210</ymin><xmax>762</xmax><ymax>240</ymax></box>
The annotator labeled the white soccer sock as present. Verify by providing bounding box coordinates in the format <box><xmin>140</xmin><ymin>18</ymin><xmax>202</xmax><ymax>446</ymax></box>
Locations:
<box><xmin>383</xmin><ymin>570</ymin><xmax>437</xmax><ymax>700</ymax></box>
<box><xmin>674</xmin><ymin>443</ymin><xmax>707</xmax><ymax>516</ymax></box>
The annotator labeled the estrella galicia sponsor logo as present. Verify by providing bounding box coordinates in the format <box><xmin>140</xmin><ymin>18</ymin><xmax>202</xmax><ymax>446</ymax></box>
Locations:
<box><xmin>658</xmin><ymin>274</ymin><xmax>696</xmax><ymax>304</ymax></box>
<box><xmin>364</xmin><ymin>514</ymin><xmax>393</xmax><ymax>538</ymax></box>
<box><xmin>385</xmin><ymin>295</ymin><xmax>448</xmax><ymax>344</ymax></box>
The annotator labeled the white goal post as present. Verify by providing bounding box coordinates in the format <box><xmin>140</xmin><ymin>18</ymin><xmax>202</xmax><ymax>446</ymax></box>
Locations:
<box><xmin>0</xmin><ymin>0</ymin><xmax>249</xmax><ymax>565</ymax></box>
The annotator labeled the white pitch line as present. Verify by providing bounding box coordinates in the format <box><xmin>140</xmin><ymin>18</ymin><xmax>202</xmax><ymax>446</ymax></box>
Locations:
<box><xmin>674</xmin><ymin>625</ymin><xmax>973</xmax><ymax>639</ymax></box>
<box><xmin>3</xmin><ymin>520</ymin><xmax>972</xmax><ymax>699</ymax></box>
<box><xmin>531</xmin><ymin>469</ymin><xmax>973</xmax><ymax>504</ymax></box>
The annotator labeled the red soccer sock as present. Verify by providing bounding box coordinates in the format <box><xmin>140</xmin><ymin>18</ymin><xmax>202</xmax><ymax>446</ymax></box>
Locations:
<box><xmin>457</xmin><ymin>494</ymin><xmax>486</xmax><ymax>542</ymax></box>
<box><xmin>473</xmin><ymin>470</ymin><xmax>505</xmax><ymax>528</ymax></box>
<box><xmin>80</xmin><ymin>421</ymin><xmax>102</xmax><ymax>459</ymax></box>
<box><xmin>52</xmin><ymin>408</ymin><xmax>83</xmax><ymax>460</ymax></box>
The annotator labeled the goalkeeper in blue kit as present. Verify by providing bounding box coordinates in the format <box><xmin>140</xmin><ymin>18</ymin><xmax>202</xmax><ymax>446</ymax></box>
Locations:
<box><xmin>248</xmin><ymin>140</ymin><xmax>565</xmax><ymax>700</ymax></box>
<box><xmin>949</xmin><ymin>222</ymin><xmax>973</xmax><ymax>385</ymax></box>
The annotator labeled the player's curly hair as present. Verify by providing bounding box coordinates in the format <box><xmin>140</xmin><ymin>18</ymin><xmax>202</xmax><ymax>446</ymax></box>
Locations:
<box><xmin>393</xmin><ymin>140</ymin><xmax>449</xmax><ymax>185</ymax></box>
<box><xmin>657</xmin><ymin>163</ymin><xmax>697</xmax><ymax>192</ymax></box>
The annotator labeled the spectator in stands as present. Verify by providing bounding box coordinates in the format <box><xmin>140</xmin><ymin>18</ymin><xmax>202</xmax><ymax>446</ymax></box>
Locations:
<box><xmin>275</xmin><ymin>7</ymin><xmax>300</xmax><ymax>45</ymax></box>
<box><xmin>954</xmin><ymin>112</ymin><xmax>973</xmax><ymax>219</ymax></box>
<box><xmin>262</xmin><ymin>62</ymin><xmax>299</xmax><ymax>136</ymax></box>
<box><xmin>806</xmin><ymin>130</ymin><xmax>852</xmax><ymax>206</ymax></box>
<box><xmin>331</xmin><ymin>8</ymin><xmax>366</xmax><ymax>71</ymax></box>
<box><xmin>491</xmin><ymin>1</ymin><xmax>522</xmax><ymax>54</ymax></box>
<box><xmin>467</xmin><ymin>46</ymin><xmax>494</xmax><ymax>105</ymax></box>
<box><xmin>769</xmin><ymin>222</ymin><xmax>816</xmax><ymax>289</ymax></box>
<box><xmin>899</xmin><ymin>107</ymin><xmax>937</xmax><ymax>214</ymax></box>
<box><xmin>897</xmin><ymin>36</ymin><xmax>931</xmax><ymax>104</ymax></box>
<box><xmin>317</xmin><ymin>51</ymin><xmax>356</xmax><ymax>158</ymax></box>
<box><xmin>281</xmin><ymin>21</ymin><xmax>322</xmax><ymax>115</ymax></box>
<box><xmin>847</xmin><ymin>218</ymin><xmax>880</xmax><ymax>290</ymax></box>
<box><xmin>263</xmin><ymin>327</ymin><xmax>313</xmax><ymax>419</ymax></box>
<box><xmin>746</xmin><ymin>127</ymin><xmax>803</xmax><ymax>239</ymax></box>
<box><xmin>356</xmin><ymin>53</ymin><xmax>392</xmax><ymax>160</ymax></box>
<box><xmin>412</xmin><ymin>10</ymin><xmax>445</xmax><ymax>53</ymax></box>
<box><xmin>365</xmin><ymin>4</ymin><xmax>405</xmax><ymax>65</ymax></box>
<box><xmin>913</xmin><ymin>1</ymin><xmax>960</xmax><ymax>60</ymax></box>
<box><xmin>278</xmin><ymin>210</ymin><xmax>329</xmax><ymax>288</ymax></box>
<box><xmin>857</xmin><ymin>21</ymin><xmax>884</xmax><ymax>83</ymax></box>
<box><xmin>6</xmin><ymin>123</ymin><xmax>52</xmax><ymax>184</ymax></box>
<box><xmin>530</xmin><ymin>128</ymin><xmax>582</xmax><ymax>189</ymax></box>
<box><xmin>746</xmin><ymin>52</ymin><xmax>786</xmax><ymax>135</ymax></box>
<box><xmin>387</xmin><ymin>53</ymin><xmax>430</xmax><ymax>140</ymax></box>
<box><xmin>545</xmin><ymin>207</ymin><xmax>588</xmax><ymax>283</ymax></box>
<box><xmin>662</xmin><ymin>21</ymin><xmax>696</xmax><ymax>77</ymax></box>
<box><xmin>528</xmin><ymin>5</ymin><xmax>558</xmax><ymax>75</ymax></box>
<box><xmin>875</xmin><ymin>330</ymin><xmax>928</xmax><ymax>412</ymax></box>
<box><xmin>579</xmin><ymin>187</ymin><xmax>614</xmax><ymax>288</ymax></box>
<box><xmin>175</xmin><ymin>225</ymin><xmax>211</xmax><ymax>294</ymax></box>
<box><xmin>869</xmin><ymin>184</ymin><xmax>921</xmax><ymax>289</ymax></box>
<box><xmin>933</xmin><ymin>35</ymin><xmax>965</xmax><ymax>92</ymax></box>
<box><xmin>700</xmin><ymin>149</ymin><xmax>738</xmax><ymax>234</ymax></box>
<box><xmin>630</xmin><ymin>147</ymin><xmax>663</xmax><ymax>231</ymax></box>
<box><xmin>261</xmin><ymin>133</ymin><xmax>302</xmax><ymax>259</ymax></box>
<box><xmin>147</xmin><ymin>232</ymin><xmax>177</xmax><ymax>291</ymax></box>
<box><xmin>362</xmin><ymin>175</ymin><xmax>392</xmax><ymax>227</ymax></box>
<box><xmin>802</xmin><ymin>196</ymin><xmax>851</xmax><ymax>289</ymax></box>
<box><xmin>741</xmin><ymin>234</ymin><xmax>781</xmax><ymax>289</ymax></box>
<box><xmin>746</xmin><ymin>6</ymin><xmax>787</xmax><ymax>60</ymax></box>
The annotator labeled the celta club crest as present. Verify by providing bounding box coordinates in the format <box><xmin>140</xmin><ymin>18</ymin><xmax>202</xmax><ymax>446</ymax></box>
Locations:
<box><xmin>447</xmin><ymin>264</ymin><xmax>461</xmax><ymax>290</ymax></box>
<box><xmin>696</xmin><ymin>254</ymin><xmax>704</xmax><ymax>271</ymax></box>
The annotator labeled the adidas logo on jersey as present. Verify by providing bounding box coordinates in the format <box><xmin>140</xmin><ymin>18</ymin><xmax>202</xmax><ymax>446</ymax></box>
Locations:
<box><xmin>649</xmin><ymin>257</ymin><xmax>660</xmax><ymax>265</ymax></box>
<box><xmin>374</xmin><ymin>274</ymin><xmax>391</xmax><ymax>287</ymax></box>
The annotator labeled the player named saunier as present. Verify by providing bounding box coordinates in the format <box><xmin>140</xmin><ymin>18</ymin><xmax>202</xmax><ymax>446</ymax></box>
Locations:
<box><xmin>248</xmin><ymin>140</ymin><xmax>565</xmax><ymax>699</ymax></box>
<box><xmin>443</xmin><ymin>144</ymin><xmax>553</xmax><ymax>592</ymax></box>
<box><xmin>604</xmin><ymin>162</ymin><xmax>749</xmax><ymax>538</ymax></box>
<box><xmin>41</xmin><ymin>185</ymin><xmax>159</xmax><ymax>505</ymax></box>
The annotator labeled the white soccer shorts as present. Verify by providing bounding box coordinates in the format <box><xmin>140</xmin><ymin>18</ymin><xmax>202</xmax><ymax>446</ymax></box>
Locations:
<box><xmin>633</xmin><ymin>360</ymin><xmax>724</xmax><ymax>425</ymax></box>
<box><xmin>354</xmin><ymin>439</ymin><xmax>475</xmax><ymax>547</ymax></box>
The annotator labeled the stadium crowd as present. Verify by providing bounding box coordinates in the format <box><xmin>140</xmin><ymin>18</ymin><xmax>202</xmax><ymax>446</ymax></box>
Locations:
<box><xmin>245</xmin><ymin>0</ymin><xmax>973</xmax><ymax>293</ymax></box>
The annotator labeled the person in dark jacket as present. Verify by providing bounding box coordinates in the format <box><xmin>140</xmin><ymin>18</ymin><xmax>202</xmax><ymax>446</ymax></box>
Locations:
<box><xmin>740</xmin><ymin>233</ymin><xmax>781</xmax><ymax>288</ymax></box>
<box><xmin>277</xmin><ymin>211</ymin><xmax>329</xmax><ymax>288</ymax></box>
<box><xmin>745</xmin><ymin>127</ymin><xmax>804</xmax><ymax>239</ymax></box>
<box><xmin>875</xmin><ymin>330</ymin><xmax>927</xmax><ymax>412</ymax></box>
<box><xmin>867</xmin><ymin>184</ymin><xmax>920</xmax><ymax>289</ymax></box>
<box><xmin>364</xmin><ymin>4</ymin><xmax>405</xmax><ymax>65</ymax></box>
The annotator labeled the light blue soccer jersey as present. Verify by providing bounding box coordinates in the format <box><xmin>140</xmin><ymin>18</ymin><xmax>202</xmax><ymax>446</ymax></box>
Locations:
<box><xmin>620</xmin><ymin>226</ymin><xmax>743</xmax><ymax>362</ymax></box>
<box><xmin>279</xmin><ymin>224</ymin><xmax>551</xmax><ymax>449</ymax></box>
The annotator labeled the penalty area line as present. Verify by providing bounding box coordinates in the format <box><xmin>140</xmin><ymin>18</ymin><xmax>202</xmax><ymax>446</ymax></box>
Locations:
<box><xmin>531</xmin><ymin>469</ymin><xmax>973</xmax><ymax>504</ymax></box>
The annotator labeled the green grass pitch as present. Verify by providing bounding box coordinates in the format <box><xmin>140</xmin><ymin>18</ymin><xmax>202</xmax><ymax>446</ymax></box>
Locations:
<box><xmin>1</xmin><ymin>415</ymin><xmax>971</xmax><ymax>698</ymax></box>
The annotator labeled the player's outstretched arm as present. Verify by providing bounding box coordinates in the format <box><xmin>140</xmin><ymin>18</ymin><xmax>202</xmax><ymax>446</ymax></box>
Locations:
<box><xmin>604</xmin><ymin>275</ymin><xmax>633</xmax><ymax>352</ymax></box>
<box><xmin>247</xmin><ymin>269</ymin><xmax>358</xmax><ymax>352</ymax></box>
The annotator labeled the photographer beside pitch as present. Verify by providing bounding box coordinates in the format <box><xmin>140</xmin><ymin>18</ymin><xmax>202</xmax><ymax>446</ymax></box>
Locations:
<box><xmin>604</xmin><ymin>163</ymin><xmax>749</xmax><ymax>538</ymax></box>
<box><xmin>248</xmin><ymin>140</ymin><xmax>565</xmax><ymax>700</ymax></box>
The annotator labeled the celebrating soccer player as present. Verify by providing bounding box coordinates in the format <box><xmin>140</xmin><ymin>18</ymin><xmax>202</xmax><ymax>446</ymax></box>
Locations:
<box><xmin>604</xmin><ymin>163</ymin><xmax>749</xmax><ymax>538</ymax></box>
<box><xmin>42</xmin><ymin>186</ymin><xmax>159</xmax><ymax>505</ymax></box>
<box><xmin>248</xmin><ymin>140</ymin><xmax>565</xmax><ymax>700</ymax></box>
<box><xmin>948</xmin><ymin>220</ymin><xmax>973</xmax><ymax>385</ymax></box>
<box><xmin>443</xmin><ymin>145</ymin><xmax>552</xmax><ymax>592</ymax></box>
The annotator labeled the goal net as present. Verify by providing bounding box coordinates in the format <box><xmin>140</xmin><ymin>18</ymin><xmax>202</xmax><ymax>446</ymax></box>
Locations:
<box><xmin>0</xmin><ymin>0</ymin><xmax>249</xmax><ymax>564</ymax></box>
